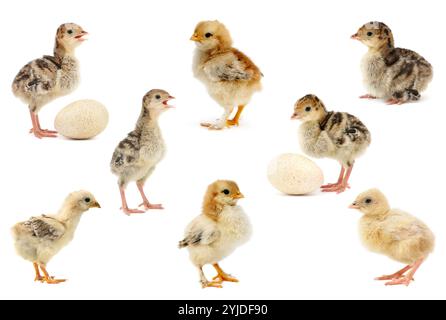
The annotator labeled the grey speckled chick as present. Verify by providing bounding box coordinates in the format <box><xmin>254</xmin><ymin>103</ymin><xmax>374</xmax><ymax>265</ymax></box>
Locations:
<box><xmin>12</xmin><ymin>23</ymin><xmax>88</xmax><ymax>139</ymax></box>
<box><xmin>352</xmin><ymin>22</ymin><xmax>433</xmax><ymax>105</ymax></box>
<box><xmin>292</xmin><ymin>94</ymin><xmax>371</xmax><ymax>194</ymax></box>
<box><xmin>110</xmin><ymin>89</ymin><xmax>175</xmax><ymax>215</ymax></box>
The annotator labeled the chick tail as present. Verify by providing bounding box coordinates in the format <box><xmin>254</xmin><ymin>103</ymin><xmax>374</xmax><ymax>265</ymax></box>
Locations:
<box><xmin>178</xmin><ymin>239</ymin><xmax>189</xmax><ymax>249</ymax></box>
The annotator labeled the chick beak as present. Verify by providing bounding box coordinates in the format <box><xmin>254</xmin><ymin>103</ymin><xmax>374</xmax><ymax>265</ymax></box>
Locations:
<box><xmin>291</xmin><ymin>113</ymin><xmax>301</xmax><ymax>120</ymax></box>
<box><xmin>349</xmin><ymin>202</ymin><xmax>360</xmax><ymax>209</ymax></box>
<box><xmin>233</xmin><ymin>193</ymin><xmax>245</xmax><ymax>200</ymax></box>
<box><xmin>163</xmin><ymin>96</ymin><xmax>175</xmax><ymax>108</ymax></box>
<box><xmin>92</xmin><ymin>201</ymin><xmax>101</xmax><ymax>209</ymax></box>
<box><xmin>190</xmin><ymin>34</ymin><xmax>201</xmax><ymax>42</ymax></box>
<box><xmin>351</xmin><ymin>33</ymin><xmax>360</xmax><ymax>40</ymax></box>
<box><xmin>75</xmin><ymin>31</ymin><xmax>89</xmax><ymax>41</ymax></box>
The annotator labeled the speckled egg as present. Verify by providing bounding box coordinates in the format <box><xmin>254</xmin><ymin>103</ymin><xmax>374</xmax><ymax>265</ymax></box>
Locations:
<box><xmin>55</xmin><ymin>100</ymin><xmax>109</xmax><ymax>140</ymax></box>
<box><xmin>267</xmin><ymin>153</ymin><xmax>324</xmax><ymax>195</ymax></box>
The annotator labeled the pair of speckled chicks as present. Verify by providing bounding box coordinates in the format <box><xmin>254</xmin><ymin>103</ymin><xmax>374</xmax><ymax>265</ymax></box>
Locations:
<box><xmin>11</xmin><ymin>21</ymin><xmax>434</xmax><ymax>288</ymax></box>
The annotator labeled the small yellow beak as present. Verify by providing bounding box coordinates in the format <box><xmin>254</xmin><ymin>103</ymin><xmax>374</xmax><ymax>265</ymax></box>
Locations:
<box><xmin>233</xmin><ymin>193</ymin><xmax>245</xmax><ymax>200</ymax></box>
<box><xmin>92</xmin><ymin>201</ymin><xmax>101</xmax><ymax>209</ymax></box>
<box><xmin>190</xmin><ymin>34</ymin><xmax>201</xmax><ymax>42</ymax></box>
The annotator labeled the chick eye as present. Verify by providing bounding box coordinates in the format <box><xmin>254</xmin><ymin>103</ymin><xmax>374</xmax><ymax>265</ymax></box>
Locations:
<box><xmin>205</xmin><ymin>32</ymin><xmax>212</xmax><ymax>38</ymax></box>
<box><xmin>305</xmin><ymin>106</ymin><xmax>311</xmax><ymax>112</ymax></box>
<box><xmin>222</xmin><ymin>189</ymin><xmax>230</xmax><ymax>195</ymax></box>
<box><xmin>365</xmin><ymin>198</ymin><xmax>372</xmax><ymax>204</ymax></box>
<box><xmin>155</xmin><ymin>95</ymin><xmax>161</xmax><ymax>100</ymax></box>
<box><xmin>67</xmin><ymin>30</ymin><xmax>73</xmax><ymax>35</ymax></box>
<box><xmin>85</xmin><ymin>197</ymin><xmax>91</xmax><ymax>203</ymax></box>
<box><xmin>367</xmin><ymin>32</ymin><xmax>373</xmax><ymax>37</ymax></box>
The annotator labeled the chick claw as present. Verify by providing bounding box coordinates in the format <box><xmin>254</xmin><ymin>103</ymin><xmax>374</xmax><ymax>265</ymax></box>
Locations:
<box><xmin>321</xmin><ymin>184</ymin><xmax>350</xmax><ymax>194</ymax></box>
<box><xmin>200</xmin><ymin>122</ymin><xmax>224</xmax><ymax>130</ymax></box>
<box><xmin>139</xmin><ymin>202</ymin><xmax>164</xmax><ymax>210</ymax></box>
<box><xmin>121</xmin><ymin>207</ymin><xmax>146</xmax><ymax>215</ymax></box>
<box><xmin>42</xmin><ymin>277</ymin><xmax>66</xmax><ymax>285</ymax></box>
<box><xmin>29</xmin><ymin>128</ymin><xmax>58</xmax><ymax>139</ymax></box>
<box><xmin>386</xmin><ymin>98</ymin><xmax>404</xmax><ymax>105</ymax></box>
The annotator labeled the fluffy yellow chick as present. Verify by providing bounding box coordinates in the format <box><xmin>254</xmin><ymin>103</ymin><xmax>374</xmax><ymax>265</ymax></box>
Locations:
<box><xmin>350</xmin><ymin>189</ymin><xmax>435</xmax><ymax>286</ymax></box>
<box><xmin>179</xmin><ymin>180</ymin><xmax>252</xmax><ymax>288</ymax></box>
<box><xmin>191</xmin><ymin>20</ymin><xmax>262</xmax><ymax>130</ymax></box>
<box><xmin>11</xmin><ymin>190</ymin><xmax>100</xmax><ymax>284</ymax></box>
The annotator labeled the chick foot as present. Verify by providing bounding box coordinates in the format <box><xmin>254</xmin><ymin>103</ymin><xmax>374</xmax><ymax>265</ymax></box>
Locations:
<box><xmin>322</xmin><ymin>184</ymin><xmax>349</xmax><ymax>194</ymax></box>
<box><xmin>41</xmin><ymin>277</ymin><xmax>67</xmax><ymax>285</ymax></box>
<box><xmin>360</xmin><ymin>94</ymin><xmax>377</xmax><ymax>99</ymax></box>
<box><xmin>121</xmin><ymin>207</ymin><xmax>146</xmax><ymax>215</ymax></box>
<box><xmin>386</xmin><ymin>98</ymin><xmax>405</xmax><ymax>105</ymax></box>
<box><xmin>384</xmin><ymin>276</ymin><xmax>412</xmax><ymax>287</ymax></box>
<box><xmin>375</xmin><ymin>265</ymin><xmax>413</xmax><ymax>281</ymax></box>
<box><xmin>30</xmin><ymin>128</ymin><xmax>58</xmax><ymax>139</ymax></box>
<box><xmin>213</xmin><ymin>273</ymin><xmax>239</xmax><ymax>283</ymax></box>
<box><xmin>226</xmin><ymin>119</ymin><xmax>240</xmax><ymax>127</ymax></box>
<box><xmin>139</xmin><ymin>202</ymin><xmax>164</xmax><ymax>210</ymax></box>
<box><xmin>321</xmin><ymin>183</ymin><xmax>350</xmax><ymax>190</ymax></box>
<box><xmin>201</xmin><ymin>281</ymin><xmax>223</xmax><ymax>289</ymax></box>
<box><xmin>201</xmin><ymin>122</ymin><xmax>224</xmax><ymax>130</ymax></box>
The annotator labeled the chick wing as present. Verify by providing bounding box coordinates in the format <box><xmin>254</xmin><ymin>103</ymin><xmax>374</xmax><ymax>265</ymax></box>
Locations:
<box><xmin>22</xmin><ymin>215</ymin><xmax>66</xmax><ymax>241</ymax></box>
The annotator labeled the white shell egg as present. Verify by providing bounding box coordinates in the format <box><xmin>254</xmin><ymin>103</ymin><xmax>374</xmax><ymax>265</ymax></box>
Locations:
<box><xmin>267</xmin><ymin>153</ymin><xmax>324</xmax><ymax>195</ymax></box>
<box><xmin>55</xmin><ymin>100</ymin><xmax>109</xmax><ymax>140</ymax></box>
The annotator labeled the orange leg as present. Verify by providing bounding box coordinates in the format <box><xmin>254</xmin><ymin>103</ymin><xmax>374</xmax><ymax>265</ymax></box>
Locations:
<box><xmin>226</xmin><ymin>105</ymin><xmax>245</xmax><ymax>127</ymax></box>
<box><xmin>39</xmin><ymin>264</ymin><xmax>66</xmax><ymax>284</ymax></box>
<box><xmin>33</xmin><ymin>262</ymin><xmax>43</xmax><ymax>282</ymax></box>
<box><xmin>212</xmin><ymin>263</ymin><xmax>239</xmax><ymax>283</ymax></box>
<box><xmin>375</xmin><ymin>264</ymin><xmax>414</xmax><ymax>281</ymax></box>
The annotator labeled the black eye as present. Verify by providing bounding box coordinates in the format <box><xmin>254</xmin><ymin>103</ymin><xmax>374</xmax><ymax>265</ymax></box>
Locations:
<box><xmin>155</xmin><ymin>95</ymin><xmax>161</xmax><ymax>100</ymax></box>
<box><xmin>222</xmin><ymin>189</ymin><xmax>230</xmax><ymax>195</ymax></box>
<box><xmin>205</xmin><ymin>33</ymin><xmax>212</xmax><ymax>38</ymax></box>
<box><xmin>367</xmin><ymin>32</ymin><xmax>373</xmax><ymax>37</ymax></box>
<box><xmin>85</xmin><ymin>197</ymin><xmax>91</xmax><ymax>203</ymax></box>
<box><xmin>305</xmin><ymin>106</ymin><xmax>311</xmax><ymax>112</ymax></box>
<box><xmin>365</xmin><ymin>198</ymin><xmax>372</xmax><ymax>204</ymax></box>
<box><xmin>67</xmin><ymin>30</ymin><xmax>73</xmax><ymax>35</ymax></box>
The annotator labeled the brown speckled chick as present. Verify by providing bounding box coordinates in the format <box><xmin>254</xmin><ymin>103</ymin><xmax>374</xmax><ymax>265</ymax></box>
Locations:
<box><xmin>110</xmin><ymin>90</ymin><xmax>175</xmax><ymax>215</ymax></box>
<box><xmin>350</xmin><ymin>189</ymin><xmax>435</xmax><ymax>286</ymax></box>
<box><xmin>292</xmin><ymin>95</ymin><xmax>371</xmax><ymax>193</ymax></box>
<box><xmin>12</xmin><ymin>23</ymin><xmax>88</xmax><ymax>138</ymax></box>
<box><xmin>191</xmin><ymin>20</ymin><xmax>262</xmax><ymax>130</ymax></box>
<box><xmin>352</xmin><ymin>22</ymin><xmax>433</xmax><ymax>105</ymax></box>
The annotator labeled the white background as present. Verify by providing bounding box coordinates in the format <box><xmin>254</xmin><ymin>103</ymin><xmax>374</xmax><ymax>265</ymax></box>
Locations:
<box><xmin>0</xmin><ymin>0</ymin><xmax>445</xmax><ymax>300</ymax></box>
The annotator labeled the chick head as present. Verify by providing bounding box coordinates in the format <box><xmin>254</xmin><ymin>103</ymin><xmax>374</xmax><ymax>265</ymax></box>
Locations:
<box><xmin>292</xmin><ymin>94</ymin><xmax>327</xmax><ymax>122</ymax></box>
<box><xmin>190</xmin><ymin>20</ymin><xmax>232</xmax><ymax>51</ymax></box>
<box><xmin>351</xmin><ymin>21</ymin><xmax>394</xmax><ymax>50</ymax></box>
<box><xmin>142</xmin><ymin>89</ymin><xmax>175</xmax><ymax>117</ymax></box>
<box><xmin>56</xmin><ymin>23</ymin><xmax>88</xmax><ymax>49</ymax></box>
<box><xmin>205</xmin><ymin>180</ymin><xmax>244</xmax><ymax>208</ymax></box>
<box><xmin>63</xmin><ymin>190</ymin><xmax>101</xmax><ymax>214</ymax></box>
<box><xmin>350</xmin><ymin>188</ymin><xmax>390</xmax><ymax>216</ymax></box>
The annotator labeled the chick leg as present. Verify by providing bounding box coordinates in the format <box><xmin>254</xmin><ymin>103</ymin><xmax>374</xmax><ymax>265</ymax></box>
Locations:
<box><xmin>226</xmin><ymin>105</ymin><xmax>245</xmax><ymax>127</ymax></box>
<box><xmin>35</xmin><ymin>114</ymin><xmax>58</xmax><ymax>134</ymax></box>
<box><xmin>212</xmin><ymin>263</ymin><xmax>239</xmax><ymax>283</ymax></box>
<box><xmin>321</xmin><ymin>166</ymin><xmax>345</xmax><ymax>189</ymax></box>
<box><xmin>199</xmin><ymin>267</ymin><xmax>223</xmax><ymax>289</ymax></box>
<box><xmin>360</xmin><ymin>94</ymin><xmax>377</xmax><ymax>99</ymax></box>
<box><xmin>39</xmin><ymin>264</ymin><xmax>66</xmax><ymax>284</ymax></box>
<box><xmin>29</xmin><ymin>111</ymin><xmax>57</xmax><ymax>138</ymax></box>
<box><xmin>119</xmin><ymin>187</ymin><xmax>145</xmax><ymax>215</ymax></box>
<box><xmin>385</xmin><ymin>258</ymin><xmax>424</xmax><ymax>286</ymax></box>
<box><xmin>137</xmin><ymin>182</ymin><xmax>164</xmax><ymax>210</ymax></box>
<box><xmin>322</xmin><ymin>163</ymin><xmax>354</xmax><ymax>194</ymax></box>
<box><xmin>33</xmin><ymin>262</ymin><xmax>43</xmax><ymax>282</ymax></box>
<box><xmin>375</xmin><ymin>264</ymin><xmax>413</xmax><ymax>281</ymax></box>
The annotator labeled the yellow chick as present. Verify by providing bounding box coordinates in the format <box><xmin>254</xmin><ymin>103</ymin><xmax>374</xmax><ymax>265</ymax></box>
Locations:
<box><xmin>191</xmin><ymin>20</ymin><xmax>262</xmax><ymax>130</ymax></box>
<box><xmin>350</xmin><ymin>189</ymin><xmax>435</xmax><ymax>286</ymax></box>
<box><xmin>11</xmin><ymin>190</ymin><xmax>101</xmax><ymax>284</ymax></box>
<box><xmin>179</xmin><ymin>180</ymin><xmax>251</xmax><ymax>288</ymax></box>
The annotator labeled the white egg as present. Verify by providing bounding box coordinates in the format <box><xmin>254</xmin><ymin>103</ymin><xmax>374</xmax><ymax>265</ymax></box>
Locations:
<box><xmin>267</xmin><ymin>153</ymin><xmax>324</xmax><ymax>195</ymax></box>
<box><xmin>55</xmin><ymin>100</ymin><xmax>109</xmax><ymax>140</ymax></box>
